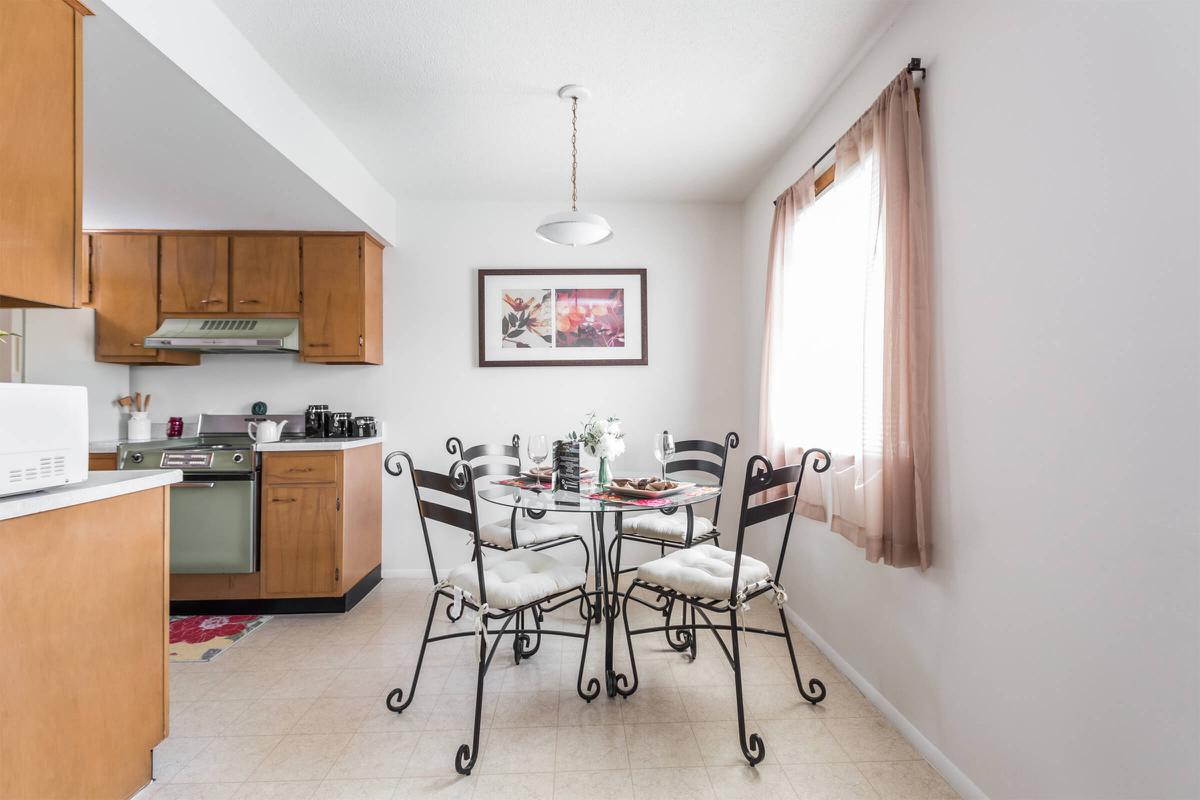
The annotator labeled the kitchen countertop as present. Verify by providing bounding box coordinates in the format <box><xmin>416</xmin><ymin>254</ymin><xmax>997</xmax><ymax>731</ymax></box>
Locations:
<box><xmin>0</xmin><ymin>470</ymin><xmax>183</xmax><ymax>522</ymax></box>
<box><xmin>255</xmin><ymin>436</ymin><xmax>384</xmax><ymax>452</ymax></box>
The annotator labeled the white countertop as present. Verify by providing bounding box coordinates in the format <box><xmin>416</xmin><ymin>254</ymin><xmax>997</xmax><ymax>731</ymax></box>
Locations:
<box><xmin>255</xmin><ymin>436</ymin><xmax>384</xmax><ymax>452</ymax></box>
<box><xmin>0</xmin><ymin>470</ymin><xmax>183</xmax><ymax>522</ymax></box>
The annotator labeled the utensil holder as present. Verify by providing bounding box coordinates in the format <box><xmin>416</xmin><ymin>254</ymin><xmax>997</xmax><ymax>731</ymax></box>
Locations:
<box><xmin>128</xmin><ymin>411</ymin><xmax>151</xmax><ymax>442</ymax></box>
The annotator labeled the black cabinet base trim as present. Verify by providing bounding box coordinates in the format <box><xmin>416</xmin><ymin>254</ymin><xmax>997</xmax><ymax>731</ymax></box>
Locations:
<box><xmin>170</xmin><ymin>565</ymin><xmax>382</xmax><ymax>616</ymax></box>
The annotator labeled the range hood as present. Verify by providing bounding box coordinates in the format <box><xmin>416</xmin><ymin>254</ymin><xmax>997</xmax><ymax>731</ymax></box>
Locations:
<box><xmin>144</xmin><ymin>318</ymin><xmax>300</xmax><ymax>353</ymax></box>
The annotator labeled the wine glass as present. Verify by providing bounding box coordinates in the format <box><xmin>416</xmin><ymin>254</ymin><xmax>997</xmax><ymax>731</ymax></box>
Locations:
<box><xmin>653</xmin><ymin>432</ymin><xmax>675</xmax><ymax>480</ymax></box>
<box><xmin>528</xmin><ymin>434</ymin><xmax>549</xmax><ymax>486</ymax></box>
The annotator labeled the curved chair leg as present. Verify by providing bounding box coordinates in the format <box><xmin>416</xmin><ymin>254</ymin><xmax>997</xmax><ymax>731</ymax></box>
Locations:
<box><xmin>514</xmin><ymin>606</ymin><xmax>542</xmax><ymax>661</ymax></box>
<box><xmin>687</xmin><ymin>603</ymin><xmax>698</xmax><ymax>661</ymax></box>
<box><xmin>386</xmin><ymin>590</ymin><xmax>438</xmax><ymax>713</ymax></box>
<box><xmin>665</xmin><ymin>596</ymin><xmax>691</xmax><ymax>653</ymax></box>
<box><xmin>576</xmin><ymin>590</ymin><xmax>601</xmax><ymax>702</ymax></box>
<box><xmin>614</xmin><ymin>583</ymin><xmax>641</xmax><ymax>697</ymax></box>
<box><xmin>729</xmin><ymin>607</ymin><xmax>765</xmax><ymax>766</ymax></box>
<box><xmin>779</xmin><ymin>607</ymin><xmax>826</xmax><ymax>703</ymax></box>
<box><xmin>456</xmin><ymin>623</ymin><xmax>490</xmax><ymax>775</ymax></box>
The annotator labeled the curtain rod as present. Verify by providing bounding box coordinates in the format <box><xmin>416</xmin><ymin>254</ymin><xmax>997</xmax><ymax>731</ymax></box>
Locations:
<box><xmin>773</xmin><ymin>58</ymin><xmax>925</xmax><ymax>207</ymax></box>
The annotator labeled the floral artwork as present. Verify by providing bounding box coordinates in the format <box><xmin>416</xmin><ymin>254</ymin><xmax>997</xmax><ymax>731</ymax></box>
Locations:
<box><xmin>500</xmin><ymin>290</ymin><xmax>552</xmax><ymax>348</ymax></box>
<box><xmin>555</xmin><ymin>288</ymin><xmax>625</xmax><ymax>348</ymax></box>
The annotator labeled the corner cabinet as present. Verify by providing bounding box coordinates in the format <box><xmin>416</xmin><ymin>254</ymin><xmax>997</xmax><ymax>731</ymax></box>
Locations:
<box><xmin>0</xmin><ymin>0</ymin><xmax>91</xmax><ymax>308</ymax></box>
<box><xmin>84</xmin><ymin>230</ymin><xmax>384</xmax><ymax>366</ymax></box>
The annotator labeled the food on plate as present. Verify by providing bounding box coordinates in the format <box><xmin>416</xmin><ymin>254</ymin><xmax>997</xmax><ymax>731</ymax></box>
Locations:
<box><xmin>609</xmin><ymin>477</ymin><xmax>678</xmax><ymax>491</ymax></box>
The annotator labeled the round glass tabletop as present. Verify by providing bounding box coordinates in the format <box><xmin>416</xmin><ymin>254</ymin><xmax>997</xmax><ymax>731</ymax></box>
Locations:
<box><xmin>478</xmin><ymin>480</ymin><xmax>721</xmax><ymax>514</ymax></box>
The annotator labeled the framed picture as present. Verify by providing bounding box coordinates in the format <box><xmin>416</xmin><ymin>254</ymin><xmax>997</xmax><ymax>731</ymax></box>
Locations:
<box><xmin>477</xmin><ymin>268</ymin><xmax>648</xmax><ymax>367</ymax></box>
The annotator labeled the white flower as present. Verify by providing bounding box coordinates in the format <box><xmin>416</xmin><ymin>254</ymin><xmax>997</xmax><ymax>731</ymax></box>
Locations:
<box><xmin>608</xmin><ymin>418</ymin><xmax>622</xmax><ymax>435</ymax></box>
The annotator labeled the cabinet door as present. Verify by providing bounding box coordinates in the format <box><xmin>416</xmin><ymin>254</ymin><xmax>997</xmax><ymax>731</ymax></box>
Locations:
<box><xmin>92</xmin><ymin>235</ymin><xmax>160</xmax><ymax>358</ymax></box>
<box><xmin>160</xmin><ymin>235</ymin><xmax>229</xmax><ymax>313</ymax></box>
<box><xmin>300</xmin><ymin>236</ymin><xmax>362</xmax><ymax>360</ymax></box>
<box><xmin>262</xmin><ymin>486</ymin><xmax>339</xmax><ymax>595</ymax></box>
<box><xmin>231</xmin><ymin>236</ymin><xmax>300</xmax><ymax>313</ymax></box>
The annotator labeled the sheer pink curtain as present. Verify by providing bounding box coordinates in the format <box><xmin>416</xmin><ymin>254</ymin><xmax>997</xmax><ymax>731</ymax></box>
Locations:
<box><xmin>759</xmin><ymin>70</ymin><xmax>931</xmax><ymax>568</ymax></box>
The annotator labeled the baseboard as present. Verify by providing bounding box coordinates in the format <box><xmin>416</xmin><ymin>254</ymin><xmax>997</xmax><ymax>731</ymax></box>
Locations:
<box><xmin>782</xmin><ymin>605</ymin><xmax>989</xmax><ymax>800</ymax></box>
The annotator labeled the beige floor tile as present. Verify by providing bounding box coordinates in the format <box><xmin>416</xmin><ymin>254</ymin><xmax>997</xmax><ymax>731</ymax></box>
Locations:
<box><xmin>322</xmin><ymin>668</ymin><xmax>399</xmax><ymax>699</ymax></box>
<box><xmin>402</xmin><ymin>729</ymin><xmax>484</xmax><ymax>778</ymax></box>
<box><xmin>302</xmin><ymin>644</ymin><xmax>365</xmax><ymax>671</ymax></box>
<box><xmin>759</xmin><ymin>719</ymin><xmax>850</xmax><ymax>764</ymax></box>
<box><xmin>424</xmin><ymin>692</ymin><xmax>498</xmax><ymax>731</ymax></box>
<box><xmin>826</xmin><ymin>719</ymin><xmax>919</xmax><ymax>762</ymax></box>
<box><xmin>293</xmin><ymin>697</ymin><xmax>376</xmax><ymax>734</ymax></box>
<box><xmin>492</xmin><ymin>690</ymin><xmax>559</xmax><ymax>728</ymax></box>
<box><xmin>357</xmin><ymin>693</ymin><xmax>434</xmax><ymax>733</ymax></box>
<box><xmin>170</xmin><ymin>671</ymin><xmax>225</xmax><ymax>703</ymax></box>
<box><xmin>208</xmin><ymin>645</ymin><xmax>271</xmax><ymax>671</ymax></box>
<box><xmin>555</xmin><ymin>724</ymin><xmax>629</xmax><ymax>771</ymax></box>
<box><xmin>784</xmin><ymin>763</ymin><xmax>880</xmax><ymax>799</ymax></box>
<box><xmin>171</xmin><ymin>701</ymin><xmax>250</xmax><ymax>737</ymax></box>
<box><xmin>326</xmin><ymin>732</ymin><xmax>420</xmax><ymax>780</ymax></box>
<box><xmin>554</xmin><ymin>768</ymin><xmax>634</xmax><ymax>800</ymax></box>
<box><xmin>310</xmin><ymin>778</ymin><xmax>398</xmax><ymax>799</ymax></box>
<box><xmin>624</xmin><ymin>722</ymin><xmax>704</xmax><ymax>769</ymax></box>
<box><xmin>224</xmin><ymin>698</ymin><xmax>315</xmax><ymax>736</ymax></box>
<box><xmin>556</xmin><ymin>690</ymin><xmax>625</xmax><ymax>726</ymax></box>
<box><xmin>348</xmin><ymin>644</ymin><xmax>419</xmax><ymax>670</ymax></box>
<box><xmin>153</xmin><ymin>737</ymin><xmax>213</xmax><ymax>783</ymax></box>
<box><xmin>173</xmin><ymin>734</ymin><xmax>281</xmax><ymax>784</ymax></box>
<box><xmin>631</xmin><ymin>766</ymin><xmax>716</xmax><ymax>800</ymax></box>
<box><xmin>261</xmin><ymin>669</ymin><xmax>342</xmax><ymax>700</ymax></box>
<box><xmin>691</xmin><ymin>720</ymin><xmax>778</xmax><ymax>766</ymax></box>
<box><xmin>150</xmin><ymin>783</ymin><xmax>242</xmax><ymax>800</ymax></box>
<box><xmin>230</xmin><ymin>781</ymin><xmax>320</xmax><ymax>799</ymax></box>
<box><xmin>206</xmin><ymin>671</ymin><xmax>284</xmax><ymax>702</ymax></box>
<box><xmin>471</xmin><ymin>772</ymin><xmax>554</xmax><ymax>800</ymax></box>
<box><xmin>706</xmin><ymin>764</ymin><xmax>798</xmax><ymax>799</ymax></box>
<box><xmin>497</xmin><ymin>659</ymin><xmax>565</xmax><ymax>694</ymax></box>
<box><xmin>677</xmin><ymin>685</ymin><xmax>741</xmax><ymax>722</ymax></box>
<box><xmin>619</xmin><ymin>686</ymin><xmax>690</xmax><ymax>724</ymax></box>
<box><xmin>478</xmin><ymin>725</ymin><xmax>557</xmax><ymax>775</ymax></box>
<box><xmin>858</xmin><ymin>761</ymin><xmax>958</xmax><ymax>800</ymax></box>
<box><xmin>392</xmin><ymin>775</ymin><xmax>476</xmax><ymax>799</ymax></box>
<box><xmin>801</xmin><ymin>683</ymin><xmax>882</xmax><ymax>720</ymax></box>
<box><xmin>250</xmin><ymin>733</ymin><xmax>352</xmax><ymax>782</ymax></box>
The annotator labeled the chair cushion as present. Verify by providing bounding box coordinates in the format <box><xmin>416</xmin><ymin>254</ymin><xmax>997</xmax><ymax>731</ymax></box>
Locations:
<box><xmin>620</xmin><ymin>512</ymin><xmax>715</xmax><ymax>543</ymax></box>
<box><xmin>447</xmin><ymin>549</ymin><xmax>586</xmax><ymax>610</ymax></box>
<box><xmin>479</xmin><ymin>519</ymin><xmax>577</xmax><ymax>549</ymax></box>
<box><xmin>636</xmin><ymin>544</ymin><xmax>771</xmax><ymax>601</ymax></box>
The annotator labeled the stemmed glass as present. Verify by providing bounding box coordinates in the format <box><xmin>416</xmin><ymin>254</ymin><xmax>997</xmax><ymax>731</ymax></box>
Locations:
<box><xmin>653</xmin><ymin>432</ymin><xmax>675</xmax><ymax>480</ymax></box>
<box><xmin>528</xmin><ymin>434</ymin><xmax>550</xmax><ymax>487</ymax></box>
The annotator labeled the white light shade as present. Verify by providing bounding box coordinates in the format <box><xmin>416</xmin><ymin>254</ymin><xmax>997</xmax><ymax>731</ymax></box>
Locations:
<box><xmin>535</xmin><ymin>210</ymin><xmax>613</xmax><ymax>246</ymax></box>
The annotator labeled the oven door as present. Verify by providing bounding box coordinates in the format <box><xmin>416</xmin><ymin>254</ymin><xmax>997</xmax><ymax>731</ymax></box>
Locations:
<box><xmin>170</xmin><ymin>474</ymin><xmax>257</xmax><ymax>573</ymax></box>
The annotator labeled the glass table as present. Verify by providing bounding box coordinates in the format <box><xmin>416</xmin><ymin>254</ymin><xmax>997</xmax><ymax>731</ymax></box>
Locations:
<box><xmin>478</xmin><ymin>481</ymin><xmax>722</xmax><ymax>698</ymax></box>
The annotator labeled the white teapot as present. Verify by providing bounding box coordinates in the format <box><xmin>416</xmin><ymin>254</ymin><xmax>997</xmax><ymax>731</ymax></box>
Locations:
<box><xmin>248</xmin><ymin>419</ymin><xmax>288</xmax><ymax>444</ymax></box>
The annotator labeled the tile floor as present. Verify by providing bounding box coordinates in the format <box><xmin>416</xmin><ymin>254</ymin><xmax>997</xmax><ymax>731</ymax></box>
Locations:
<box><xmin>140</xmin><ymin>578</ymin><xmax>958</xmax><ymax>799</ymax></box>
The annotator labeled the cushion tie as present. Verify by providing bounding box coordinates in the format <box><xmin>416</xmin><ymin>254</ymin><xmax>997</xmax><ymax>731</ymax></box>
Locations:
<box><xmin>473</xmin><ymin>603</ymin><xmax>491</xmax><ymax>662</ymax></box>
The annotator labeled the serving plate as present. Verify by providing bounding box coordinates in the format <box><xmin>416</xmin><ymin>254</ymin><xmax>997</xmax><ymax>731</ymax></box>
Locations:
<box><xmin>602</xmin><ymin>480</ymin><xmax>695</xmax><ymax>499</ymax></box>
<box><xmin>522</xmin><ymin>468</ymin><xmax>594</xmax><ymax>481</ymax></box>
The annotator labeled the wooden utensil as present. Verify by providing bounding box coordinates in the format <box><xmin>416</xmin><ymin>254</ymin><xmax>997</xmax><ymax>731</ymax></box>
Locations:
<box><xmin>134</xmin><ymin>392</ymin><xmax>142</xmax><ymax>412</ymax></box>
<box><xmin>143</xmin><ymin>394</ymin><xmax>151</xmax><ymax>411</ymax></box>
<box><xmin>118</xmin><ymin>396</ymin><xmax>132</xmax><ymax>409</ymax></box>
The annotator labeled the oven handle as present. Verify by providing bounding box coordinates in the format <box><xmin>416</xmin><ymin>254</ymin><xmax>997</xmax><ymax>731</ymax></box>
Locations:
<box><xmin>174</xmin><ymin>481</ymin><xmax>217</xmax><ymax>489</ymax></box>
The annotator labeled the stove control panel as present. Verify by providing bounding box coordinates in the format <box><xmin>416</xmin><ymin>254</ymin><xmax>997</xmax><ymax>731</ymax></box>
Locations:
<box><xmin>160</xmin><ymin>452</ymin><xmax>214</xmax><ymax>469</ymax></box>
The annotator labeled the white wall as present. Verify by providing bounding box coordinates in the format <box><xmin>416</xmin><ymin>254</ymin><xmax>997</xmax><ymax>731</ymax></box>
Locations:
<box><xmin>23</xmin><ymin>308</ymin><xmax>130</xmax><ymax>441</ymax></box>
<box><xmin>131</xmin><ymin>200</ymin><xmax>744</xmax><ymax>573</ymax></box>
<box><xmin>739</xmin><ymin>2</ymin><xmax>1200</xmax><ymax>798</ymax></box>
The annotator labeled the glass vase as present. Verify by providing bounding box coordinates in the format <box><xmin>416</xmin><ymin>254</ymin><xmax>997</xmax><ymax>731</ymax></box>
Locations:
<box><xmin>598</xmin><ymin>457</ymin><xmax>612</xmax><ymax>486</ymax></box>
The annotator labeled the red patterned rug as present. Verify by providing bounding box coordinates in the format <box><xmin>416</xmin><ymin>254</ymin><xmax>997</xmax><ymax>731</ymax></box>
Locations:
<box><xmin>168</xmin><ymin>615</ymin><xmax>270</xmax><ymax>662</ymax></box>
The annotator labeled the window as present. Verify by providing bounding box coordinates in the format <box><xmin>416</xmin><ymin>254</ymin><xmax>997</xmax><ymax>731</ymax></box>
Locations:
<box><xmin>772</xmin><ymin>155</ymin><xmax>883</xmax><ymax>460</ymax></box>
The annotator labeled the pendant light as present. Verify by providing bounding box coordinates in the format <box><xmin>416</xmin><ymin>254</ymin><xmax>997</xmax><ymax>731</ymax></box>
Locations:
<box><xmin>536</xmin><ymin>85</ymin><xmax>613</xmax><ymax>246</ymax></box>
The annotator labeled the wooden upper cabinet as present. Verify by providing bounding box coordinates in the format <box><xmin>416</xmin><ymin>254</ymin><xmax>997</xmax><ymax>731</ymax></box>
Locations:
<box><xmin>231</xmin><ymin>236</ymin><xmax>300</xmax><ymax>313</ymax></box>
<box><xmin>301</xmin><ymin>235</ymin><xmax>383</xmax><ymax>364</ymax></box>
<box><xmin>160</xmin><ymin>235</ymin><xmax>229</xmax><ymax>313</ymax></box>
<box><xmin>0</xmin><ymin>0</ymin><xmax>90</xmax><ymax>308</ymax></box>
<box><xmin>92</xmin><ymin>234</ymin><xmax>196</xmax><ymax>365</ymax></box>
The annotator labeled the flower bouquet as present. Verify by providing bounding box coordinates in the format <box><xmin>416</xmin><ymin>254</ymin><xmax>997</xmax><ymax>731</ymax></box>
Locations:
<box><xmin>567</xmin><ymin>413</ymin><xmax>625</xmax><ymax>485</ymax></box>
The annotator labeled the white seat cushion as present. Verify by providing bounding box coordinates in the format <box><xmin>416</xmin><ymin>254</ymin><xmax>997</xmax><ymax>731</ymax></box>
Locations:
<box><xmin>620</xmin><ymin>512</ymin><xmax>715</xmax><ymax>543</ymax></box>
<box><xmin>446</xmin><ymin>549</ymin><xmax>586</xmax><ymax>610</ymax></box>
<box><xmin>637</xmin><ymin>544</ymin><xmax>771</xmax><ymax>601</ymax></box>
<box><xmin>479</xmin><ymin>519</ymin><xmax>577</xmax><ymax>549</ymax></box>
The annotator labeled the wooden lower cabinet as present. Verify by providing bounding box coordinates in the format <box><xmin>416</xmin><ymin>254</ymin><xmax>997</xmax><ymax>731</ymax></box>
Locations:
<box><xmin>0</xmin><ymin>486</ymin><xmax>168</xmax><ymax>800</ymax></box>
<box><xmin>262</xmin><ymin>484</ymin><xmax>339</xmax><ymax>595</ymax></box>
<box><xmin>88</xmin><ymin>451</ymin><xmax>117</xmax><ymax>470</ymax></box>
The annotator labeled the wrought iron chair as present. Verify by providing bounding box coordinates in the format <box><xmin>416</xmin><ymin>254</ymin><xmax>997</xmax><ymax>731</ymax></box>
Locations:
<box><xmin>383</xmin><ymin>451</ymin><xmax>598</xmax><ymax>775</ymax></box>
<box><xmin>610</xmin><ymin>431</ymin><xmax>738</xmax><ymax>655</ymax></box>
<box><xmin>617</xmin><ymin>448</ymin><xmax>831</xmax><ymax>766</ymax></box>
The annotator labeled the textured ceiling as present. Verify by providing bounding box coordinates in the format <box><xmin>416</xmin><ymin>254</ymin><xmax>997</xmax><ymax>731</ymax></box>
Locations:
<box><xmin>211</xmin><ymin>0</ymin><xmax>904</xmax><ymax>203</ymax></box>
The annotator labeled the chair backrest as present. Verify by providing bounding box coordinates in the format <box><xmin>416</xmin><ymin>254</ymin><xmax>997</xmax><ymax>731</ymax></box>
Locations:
<box><xmin>662</xmin><ymin>431</ymin><xmax>739</xmax><ymax>521</ymax></box>
<box><xmin>385</xmin><ymin>451</ymin><xmax>490</xmax><ymax>604</ymax></box>
<box><xmin>446</xmin><ymin>434</ymin><xmax>522</xmax><ymax>480</ymax></box>
<box><xmin>727</xmin><ymin>449</ymin><xmax>831</xmax><ymax>602</ymax></box>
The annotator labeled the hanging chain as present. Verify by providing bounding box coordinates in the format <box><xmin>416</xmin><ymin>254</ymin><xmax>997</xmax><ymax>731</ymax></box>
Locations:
<box><xmin>570</xmin><ymin>97</ymin><xmax>578</xmax><ymax>212</ymax></box>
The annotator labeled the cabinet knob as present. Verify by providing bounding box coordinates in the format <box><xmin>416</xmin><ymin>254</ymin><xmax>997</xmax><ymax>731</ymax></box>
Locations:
<box><xmin>237</xmin><ymin>299</ymin><xmax>261</xmax><ymax>304</ymax></box>
<box><xmin>287</xmin><ymin>467</ymin><xmax>313</xmax><ymax>472</ymax></box>
<box><xmin>271</xmin><ymin>497</ymin><xmax>297</xmax><ymax>503</ymax></box>
<box><xmin>306</xmin><ymin>342</ymin><xmax>330</xmax><ymax>347</ymax></box>
<box><xmin>199</xmin><ymin>298</ymin><xmax>224</xmax><ymax>304</ymax></box>
<box><xmin>130</xmin><ymin>342</ymin><xmax>143</xmax><ymax>347</ymax></box>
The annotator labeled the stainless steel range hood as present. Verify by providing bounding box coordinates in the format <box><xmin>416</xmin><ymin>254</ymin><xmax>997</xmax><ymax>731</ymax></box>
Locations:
<box><xmin>145</xmin><ymin>318</ymin><xmax>300</xmax><ymax>353</ymax></box>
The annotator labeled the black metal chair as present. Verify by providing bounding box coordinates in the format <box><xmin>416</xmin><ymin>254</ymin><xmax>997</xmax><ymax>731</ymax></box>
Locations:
<box><xmin>617</xmin><ymin>448</ymin><xmax>831</xmax><ymax>766</ymax></box>
<box><xmin>610</xmin><ymin>431</ymin><xmax>739</xmax><ymax>655</ymax></box>
<box><xmin>383</xmin><ymin>452</ymin><xmax>598</xmax><ymax>775</ymax></box>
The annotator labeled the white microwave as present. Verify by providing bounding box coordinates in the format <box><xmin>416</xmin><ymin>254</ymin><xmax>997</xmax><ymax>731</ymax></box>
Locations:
<box><xmin>0</xmin><ymin>384</ymin><xmax>88</xmax><ymax>498</ymax></box>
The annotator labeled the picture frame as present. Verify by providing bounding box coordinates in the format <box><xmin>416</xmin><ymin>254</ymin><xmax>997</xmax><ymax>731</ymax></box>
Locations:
<box><xmin>477</xmin><ymin>268</ymin><xmax>648</xmax><ymax>367</ymax></box>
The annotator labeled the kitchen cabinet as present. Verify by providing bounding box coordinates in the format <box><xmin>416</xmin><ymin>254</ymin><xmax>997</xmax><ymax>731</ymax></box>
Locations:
<box><xmin>262</xmin><ymin>484</ymin><xmax>339</xmax><ymax>595</ymax></box>
<box><xmin>0</xmin><ymin>0</ymin><xmax>90</xmax><ymax>309</ymax></box>
<box><xmin>91</xmin><ymin>234</ymin><xmax>198</xmax><ymax>365</ymax></box>
<box><xmin>89</xmin><ymin>452</ymin><xmax>117</xmax><ymax>471</ymax></box>
<box><xmin>231</xmin><ymin>235</ymin><xmax>301</xmax><ymax>313</ymax></box>
<box><xmin>160</xmin><ymin>235</ymin><xmax>229</xmax><ymax>313</ymax></box>
<box><xmin>300</xmin><ymin>234</ymin><xmax>384</xmax><ymax>364</ymax></box>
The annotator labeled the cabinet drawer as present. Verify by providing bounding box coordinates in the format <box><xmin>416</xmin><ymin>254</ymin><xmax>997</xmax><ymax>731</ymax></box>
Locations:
<box><xmin>263</xmin><ymin>453</ymin><xmax>337</xmax><ymax>485</ymax></box>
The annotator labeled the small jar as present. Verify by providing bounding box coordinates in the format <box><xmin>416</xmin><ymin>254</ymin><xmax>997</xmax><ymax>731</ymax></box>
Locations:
<box><xmin>167</xmin><ymin>417</ymin><xmax>184</xmax><ymax>438</ymax></box>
